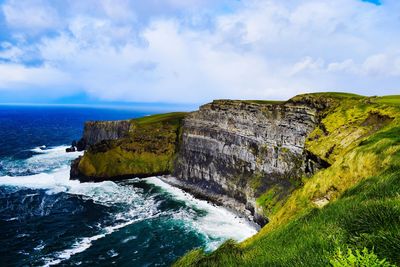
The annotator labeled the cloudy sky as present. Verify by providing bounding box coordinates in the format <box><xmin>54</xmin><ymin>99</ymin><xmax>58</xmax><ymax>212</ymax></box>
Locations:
<box><xmin>0</xmin><ymin>0</ymin><xmax>398</xmax><ymax>105</ymax></box>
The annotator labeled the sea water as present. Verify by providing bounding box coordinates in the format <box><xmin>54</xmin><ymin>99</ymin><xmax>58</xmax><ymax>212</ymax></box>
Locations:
<box><xmin>0</xmin><ymin>106</ymin><xmax>257</xmax><ymax>266</ymax></box>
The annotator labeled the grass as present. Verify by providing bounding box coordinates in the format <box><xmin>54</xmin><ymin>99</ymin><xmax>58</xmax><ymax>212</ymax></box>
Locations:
<box><xmin>256</xmin><ymin>185</ymin><xmax>287</xmax><ymax>217</ymax></box>
<box><xmin>133</xmin><ymin>112</ymin><xmax>187</xmax><ymax>125</ymax></box>
<box><xmin>305</xmin><ymin>96</ymin><xmax>396</xmax><ymax>164</ymax></box>
<box><xmin>374</xmin><ymin>95</ymin><xmax>400</xmax><ymax>106</ymax></box>
<box><xmin>174</xmin><ymin>95</ymin><xmax>400</xmax><ymax>267</ymax></box>
<box><xmin>300</xmin><ymin>92</ymin><xmax>365</xmax><ymax>99</ymax></box>
<box><xmin>330</xmin><ymin>247</ymin><xmax>396</xmax><ymax>267</ymax></box>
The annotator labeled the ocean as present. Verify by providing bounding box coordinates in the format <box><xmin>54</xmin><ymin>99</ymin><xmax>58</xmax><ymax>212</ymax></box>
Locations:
<box><xmin>0</xmin><ymin>106</ymin><xmax>257</xmax><ymax>266</ymax></box>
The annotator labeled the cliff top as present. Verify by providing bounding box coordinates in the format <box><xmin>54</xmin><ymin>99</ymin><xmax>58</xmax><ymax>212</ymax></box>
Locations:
<box><xmin>211</xmin><ymin>99</ymin><xmax>285</xmax><ymax>105</ymax></box>
<box><xmin>205</xmin><ymin>93</ymin><xmax>400</xmax><ymax>111</ymax></box>
<box><xmin>132</xmin><ymin>112</ymin><xmax>187</xmax><ymax>126</ymax></box>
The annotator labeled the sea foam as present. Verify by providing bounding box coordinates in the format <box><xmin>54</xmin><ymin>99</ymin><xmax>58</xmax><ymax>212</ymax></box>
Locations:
<box><xmin>145</xmin><ymin>177</ymin><xmax>258</xmax><ymax>250</ymax></box>
<box><xmin>1</xmin><ymin>145</ymin><xmax>258</xmax><ymax>265</ymax></box>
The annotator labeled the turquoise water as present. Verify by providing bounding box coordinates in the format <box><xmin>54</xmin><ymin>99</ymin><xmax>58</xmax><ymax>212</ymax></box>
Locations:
<box><xmin>0</xmin><ymin>106</ymin><xmax>256</xmax><ymax>266</ymax></box>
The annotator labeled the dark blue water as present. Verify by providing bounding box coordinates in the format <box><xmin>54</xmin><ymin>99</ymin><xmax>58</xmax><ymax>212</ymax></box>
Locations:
<box><xmin>0</xmin><ymin>106</ymin><xmax>148</xmax><ymax>160</ymax></box>
<box><xmin>0</xmin><ymin>106</ymin><xmax>256</xmax><ymax>266</ymax></box>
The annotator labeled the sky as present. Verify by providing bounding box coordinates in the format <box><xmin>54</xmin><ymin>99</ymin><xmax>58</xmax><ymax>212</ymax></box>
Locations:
<box><xmin>0</xmin><ymin>0</ymin><xmax>399</xmax><ymax>106</ymax></box>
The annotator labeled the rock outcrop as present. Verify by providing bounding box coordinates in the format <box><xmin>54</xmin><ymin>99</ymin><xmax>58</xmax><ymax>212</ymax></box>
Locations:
<box><xmin>172</xmin><ymin>100</ymin><xmax>318</xmax><ymax>224</ymax></box>
<box><xmin>76</xmin><ymin>120</ymin><xmax>131</xmax><ymax>151</ymax></box>
<box><xmin>70</xmin><ymin>113</ymin><xmax>186</xmax><ymax>182</ymax></box>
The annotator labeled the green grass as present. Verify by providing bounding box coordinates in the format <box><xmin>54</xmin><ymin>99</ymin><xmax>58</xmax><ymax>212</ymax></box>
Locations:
<box><xmin>256</xmin><ymin>185</ymin><xmax>287</xmax><ymax>216</ymax></box>
<box><xmin>174</xmin><ymin>94</ymin><xmax>400</xmax><ymax>267</ymax></box>
<box><xmin>133</xmin><ymin>112</ymin><xmax>187</xmax><ymax>125</ymax></box>
<box><xmin>375</xmin><ymin>95</ymin><xmax>400</xmax><ymax>106</ymax></box>
<box><xmin>305</xmin><ymin>96</ymin><xmax>396</xmax><ymax>164</ymax></box>
<box><xmin>330</xmin><ymin>247</ymin><xmax>396</xmax><ymax>267</ymax></box>
<box><xmin>302</xmin><ymin>92</ymin><xmax>365</xmax><ymax>99</ymax></box>
<box><xmin>289</xmin><ymin>92</ymin><xmax>365</xmax><ymax>105</ymax></box>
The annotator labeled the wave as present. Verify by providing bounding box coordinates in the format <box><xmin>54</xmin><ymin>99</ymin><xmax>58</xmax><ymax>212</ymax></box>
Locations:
<box><xmin>0</xmin><ymin>145</ymin><xmax>83</xmax><ymax>176</ymax></box>
<box><xmin>43</xmin><ymin>217</ymin><xmax>151</xmax><ymax>266</ymax></box>
<box><xmin>30</xmin><ymin>145</ymin><xmax>47</xmax><ymax>153</ymax></box>
<box><xmin>144</xmin><ymin>177</ymin><xmax>258</xmax><ymax>251</ymax></box>
<box><xmin>0</xmin><ymin>167</ymin><xmax>144</xmax><ymax>206</ymax></box>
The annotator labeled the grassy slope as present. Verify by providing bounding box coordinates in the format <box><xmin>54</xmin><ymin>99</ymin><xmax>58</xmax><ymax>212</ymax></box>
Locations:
<box><xmin>78</xmin><ymin>112</ymin><xmax>187</xmax><ymax>178</ymax></box>
<box><xmin>174</xmin><ymin>94</ymin><xmax>400</xmax><ymax>266</ymax></box>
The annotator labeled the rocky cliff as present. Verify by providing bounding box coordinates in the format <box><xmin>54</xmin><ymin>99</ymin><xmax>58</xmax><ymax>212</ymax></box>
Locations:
<box><xmin>174</xmin><ymin>94</ymin><xmax>400</xmax><ymax>267</ymax></box>
<box><xmin>171</xmin><ymin>100</ymin><xmax>318</xmax><ymax>224</ymax></box>
<box><xmin>70</xmin><ymin>113</ymin><xmax>186</xmax><ymax>182</ymax></box>
<box><xmin>75</xmin><ymin>120</ymin><xmax>131</xmax><ymax>151</ymax></box>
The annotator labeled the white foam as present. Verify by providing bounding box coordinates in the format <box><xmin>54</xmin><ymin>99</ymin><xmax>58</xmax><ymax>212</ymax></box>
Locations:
<box><xmin>43</xmin><ymin>216</ymin><xmax>153</xmax><ymax>266</ymax></box>
<box><xmin>30</xmin><ymin>145</ymin><xmax>47</xmax><ymax>153</ymax></box>
<box><xmin>107</xmin><ymin>249</ymin><xmax>119</xmax><ymax>258</ymax></box>
<box><xmin>144</xmin><ymin>177</ymin><xmax>258</xmax><ymax>250</ymax></box>
<box><xmin>44</xmin><ymin>233</ymin><xmax>105</xmax><ymax>266</ymax></box>
<box><xmin>5</xmin><ymin>217</ymin><xmax>18</xmax><ymax>221</ymax></box>
<box><xmin>26</xmin><ymin>145</ymin><xmax>83</xmax><ymax>172</ymax></box>
<box><xmin>0</xmin><ymin>167</ymin><xmax>146</xmax><ymax>207</ymax></box>
<box><xmin>1</xmin><ymin>145</ymin><xmax>83</xmax><ymax>176</ymax></box>
<box><xmin>122</xmin><ymin>235</ymin><xmax>137</xmax><ymax>243</ymax></box>
<box><xmin>34</xmin><ymin>241</ymin><xmax>45</xmax><ymax>251</ymax></box>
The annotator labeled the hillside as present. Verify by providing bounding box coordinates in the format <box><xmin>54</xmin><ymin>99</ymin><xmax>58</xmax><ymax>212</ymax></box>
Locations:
<box><xmin>174</xmin><ymin>94</ymin><xmax>400</xmax><ymax>266</ymax></box>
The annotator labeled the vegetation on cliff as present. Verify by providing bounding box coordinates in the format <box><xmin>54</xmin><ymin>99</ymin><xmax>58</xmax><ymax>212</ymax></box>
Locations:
<box><xmin>174</xmin><ymin>94</ymin><xmax>400</xmax><ymax>266</ymax></box>
<box><xmin>76</xmin><ymin>112</ymin><xmax>186</xmax><ymax>180</ymax></box>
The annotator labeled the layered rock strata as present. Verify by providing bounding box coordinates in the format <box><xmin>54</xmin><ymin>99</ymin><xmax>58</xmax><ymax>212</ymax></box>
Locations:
<box><xmin>173</xmin><ymin>100</ymin><xmax>318</xmax><ymax>224</ymax></box>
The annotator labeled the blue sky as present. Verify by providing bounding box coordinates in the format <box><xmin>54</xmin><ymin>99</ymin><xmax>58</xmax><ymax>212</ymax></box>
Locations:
<box><xmin>363</xmin><ymin>0</ymin><xmax>381</xmax><ymax>4</ymax></box>
<box><xmin>0</xmin><ymin>0</ymin><xmax>399</xmax><ymax>106</ymax></box>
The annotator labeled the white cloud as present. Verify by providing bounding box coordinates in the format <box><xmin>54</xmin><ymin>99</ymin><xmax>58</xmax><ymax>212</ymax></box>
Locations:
<box><xmin>0</xmin><ymin>63</ymin><xmax>71</xmax><ymax>89</ymax></box>
<box><xmin>0</xmin><ymin>0</ymin><xmax>399</xmax><ymax>103</ymax></box>
<box><xmin>2</xmin><ymin>0</ymin><xmax>61</xmax><ymax>31</ymax></box>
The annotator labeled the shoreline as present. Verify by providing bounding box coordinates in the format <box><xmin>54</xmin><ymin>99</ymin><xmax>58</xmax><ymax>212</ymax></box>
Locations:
<box><xmin>157</xmin><ymin>175</ymin><xmax>264</xmax><ymax>229</ymax></box>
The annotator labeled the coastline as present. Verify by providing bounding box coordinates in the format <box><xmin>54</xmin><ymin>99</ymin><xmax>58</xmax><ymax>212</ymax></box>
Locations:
<box><xmin>158</xmin><ymin>175</ymin><xmax>264</xmax><ymax>228</ymax></box>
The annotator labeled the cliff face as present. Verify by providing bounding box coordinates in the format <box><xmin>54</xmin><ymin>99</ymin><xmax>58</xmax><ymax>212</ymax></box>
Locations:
<box><xmin>172</xmin><ymin>100</ymin><xmax>318</xmax><ymax>224</ymax></box>
<box><xmin>76</xmin><ymin>120</ymin><xmax>131</xmax><ymax>150</ymax></box>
